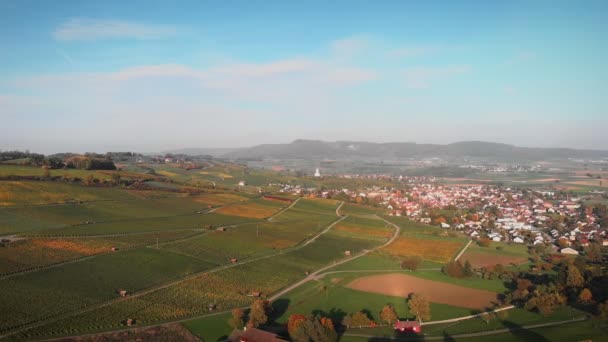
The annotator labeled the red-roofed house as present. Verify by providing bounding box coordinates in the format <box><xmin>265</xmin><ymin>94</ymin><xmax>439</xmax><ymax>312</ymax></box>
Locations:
<box><xmin>394</xmin><ymin>320</ymin><xmax>422</xmax><ymax>333</ymax></box>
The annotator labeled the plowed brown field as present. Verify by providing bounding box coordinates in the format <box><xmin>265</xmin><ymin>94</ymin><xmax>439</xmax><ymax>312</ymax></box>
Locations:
<box><xmin>347</xmin><ymin>273</ymin><xmax>497</xmax><ymax>309</ymax></box>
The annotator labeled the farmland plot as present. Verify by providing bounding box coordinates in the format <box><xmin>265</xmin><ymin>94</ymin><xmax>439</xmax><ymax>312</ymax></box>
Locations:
<box><xmin>0</xmin><ymin>247</ymin><xmax>214</xmax><ymax>333</ymax></box>
<box><xmin>214</xmin><ymin>198</ymin><xmax>285</xmax><ymax>219</ymax></box>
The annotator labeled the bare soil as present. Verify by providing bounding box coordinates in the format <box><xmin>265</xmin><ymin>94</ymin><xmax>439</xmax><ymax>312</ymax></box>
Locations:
<box><xmin>347</xmin><ymin>273</ymin><xmax>498</xmax><ymax>309</ymax></box>
<box><xmin>461</xmin><ymin>250</ymin><xmax>527</xmax><ymax>268</ymax></box>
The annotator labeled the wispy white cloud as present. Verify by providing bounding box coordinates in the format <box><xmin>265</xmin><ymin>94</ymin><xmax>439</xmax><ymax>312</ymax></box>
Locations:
<box><xmin>53</xmin><ymin>18</ymin><xmax>177</xmax><ymax>41</ymax></box>
<box><xmin>403</xmin><ymin>65</ymin><xmax>471</xmax><ymax>89</ymax></box>
<box><xmin>330</xmin><ymin>35</ymin><xmax>371</xmax><ymax>57</ymax></box>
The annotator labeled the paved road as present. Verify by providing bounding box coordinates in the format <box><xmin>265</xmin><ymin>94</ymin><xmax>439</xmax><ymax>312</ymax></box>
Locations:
<box><xmin>454</xmin><ymin>239</ymin><xmax>473</xmax><ymax>261</ymax></box>
<box><xmin>344</xmin><ymin>316</ymin><xmax>588</xmax><ymax>341</ymax></box>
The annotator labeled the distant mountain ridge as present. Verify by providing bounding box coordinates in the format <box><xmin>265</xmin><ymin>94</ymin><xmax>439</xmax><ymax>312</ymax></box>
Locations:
<box><xmin>168</xmin><ymin>140</ymin><xmax>608</xmax><ymax>161</ymax></box>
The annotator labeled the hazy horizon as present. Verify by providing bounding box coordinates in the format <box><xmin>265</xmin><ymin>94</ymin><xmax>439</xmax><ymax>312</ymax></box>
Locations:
<box><xmin>2</xmin><ymin>1</ymin><xmax>607</xmax><ymax>153</ymax></box>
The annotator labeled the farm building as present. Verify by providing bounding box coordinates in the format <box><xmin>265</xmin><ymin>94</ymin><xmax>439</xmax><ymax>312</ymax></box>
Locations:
<box><xmin>231</xmin><ymin>258</ymin><xmax>238</xmax><ymax>264</ymax></box>
<box><xmin>247</xmin><ymin>291</ymin><xmax>262</xmax><ymax>297</ymax></box>
<box><xmin>119</xmin><ymin>290</ymin><xmax>128</xmax><ymax>297</ymax></box>
<box><xmin>344</xmin><ymin>250</ymin><xmax>351</xmax><ymax>256</ymax></box>
<box><xmin>394</xmin><ymin>320</ymin><xmax>421</xmax><ymax>333</ymax></box>
<box><xmin>229</xmin><ymin>327</ymin><xmax>287</xmax><ymax>342</ymax></box>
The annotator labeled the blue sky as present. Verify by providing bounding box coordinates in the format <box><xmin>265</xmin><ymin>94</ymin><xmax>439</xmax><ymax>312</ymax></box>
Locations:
<box><xmin>1</xmin><ymin>0</ymin><xmax>607</xmax><ymax>153</ymax></box>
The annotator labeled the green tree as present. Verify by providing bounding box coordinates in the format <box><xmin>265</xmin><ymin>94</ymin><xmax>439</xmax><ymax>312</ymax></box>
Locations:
<box><xmin>247</xmin><ymin>300</ymin><xmax>268</xmax><ymax>328</ymax></box>
<box><xmin>380</xmin><ymin>304</ymin><xmax>398</xmax><ymax>324</ymax></box>
<box><xmin>408</xmin><ymin>294</ymin><xmax>431</xmax><ymax>322</ymax></box>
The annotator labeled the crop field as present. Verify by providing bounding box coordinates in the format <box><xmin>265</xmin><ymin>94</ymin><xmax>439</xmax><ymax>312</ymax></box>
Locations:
<box><xmin>0</xmin><ymin>230</ymin><xmax>204</xmax><ymax>276</ymax></box>
<box><xmin>339</xmin><ymin>203</ymin><xmax>384</xmax><ymax>217</ymax></box>
<box><xmin>0</xmin><ymin>238</ymin><xmax>116</xmax><ymax>275</ymax></box>
<box><xmin>462</xmin><ymin>241</ymin><xmax>529</xmax><ymax>268</ymax></box>
<box><xmin>384</xmin><ymin>236</ymin><xmax>464</xmax><ymax>263</ymax></box>
<box><xmin>27</xmin><ymin>212</ymin><xmax>255</xmax><ymax>236</ymax></box>
<box><xmin>333</xmin><ymin>216</ymin><xmax>393</xmax><ymax>241</ymax></box>
<box><xmin>0</xmin><ymin>181</ymin><xmax>135</xmax><ymax>207</ymax></box>
<box><xmin>347</xmin><ymin>273</ymin><xmax>498</xmax><ymax>309</ymax></box>
<box><xmin>213</xmin><ymin>198</ymin><xmax>285</xmax><ymax>218</ymax></box>
<box><xmin>0</xmin><ymin>247</ymin><xmax>215</xmax><ymax>333</ymax></box>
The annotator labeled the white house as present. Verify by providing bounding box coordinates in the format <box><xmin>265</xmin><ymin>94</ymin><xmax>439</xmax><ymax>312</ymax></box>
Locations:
<box><xmin>513</xmin><ymin>237</ymin><xmax>525</xmax><ymax>244</ymax></box>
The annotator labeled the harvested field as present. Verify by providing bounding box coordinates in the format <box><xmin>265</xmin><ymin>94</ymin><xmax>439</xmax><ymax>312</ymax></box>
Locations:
<box><xmin>384</xmin><ymin>237</ymin><xmax>463</xmax><ymax>263</ymax></box>
<box><xmin>347</xmin><ymin>273</ymin><xmax>498</xmax><ymax>309</ymax></box>
<box><xmin>56</xmin><ymin>323</ymin><xmax>199</xmax><ymax>342</ymax></box>
<box><xmin>461</xmin><ymin>250</ymin><xmax>528</xmax><ymax>268</ymax></box>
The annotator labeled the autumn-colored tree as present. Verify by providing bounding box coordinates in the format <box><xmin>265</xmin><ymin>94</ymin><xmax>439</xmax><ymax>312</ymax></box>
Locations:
<box><xmin>400</xmin><ymin>256</ymin><xmax>422</xmax><ymax>271</ymax></box>
<box><xmin>342</xmin><ymin>311</ymin><xmax>373</xmax><ymax>328</ymax></box>
<box><xmin>478</xmin><ymin>238</ymin><xmax>491</xmax><ymax>247</ymax></box>
<box><xmin>247</xmin><ymin>300</ymin><xmax>268</xmax><ymax>328</ymax></box>
<box><xmin>408</xmin><ymin>294</ymin><xmax>431</xmax><ymax>322</ymax></box>
<box><xmin>566</xmin><ymin>265</ymin><xmax>585</xmax><ymax>289</ymax></box>
<box><xmin>578</xmin><ymin>288</ymin><xmax>593</xmax><ymax>303</ymax></box>
<box><xmin>380</xmin><ymin>304</ymin><xmax>399</xmax><ymax>324</ymax></box>
<box><xmin>525</xmin><ymin>288</ymin><xmax>566</xmax><ymax>316</ymax></box>
<box><xmin>557</xmin><ymin>238</ymin><xmax>570</xmax><ymax>248</ymax></box>
<box><xmin>291</xmin><ymin>316</ymin><xmax>337</xmax><ymax>342</ymax></box>
<box><xmin>443</xmin><ymin>260</ymin><xmax>464</xmax><ymax>278</ymax></box>
<box><xmin>228</xmin><ymin>308</ymin><xmax>245</xmax><ymax>330</ymax></box>
<box><xmin>287</xmin><ymin>314</ymin><xmax>307</xmax><ymax>336</ymax></box>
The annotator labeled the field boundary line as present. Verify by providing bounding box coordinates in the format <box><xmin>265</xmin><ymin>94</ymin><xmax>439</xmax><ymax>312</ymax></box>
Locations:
<box><xmin>454</xmin><ymin>239</ymin><xmax>473</xmax><ymax>261</ymax></box>
<box><xmin>267</xmin><ymin>197</ymin><xmax>301</xmax><ymax>221</ymax></box>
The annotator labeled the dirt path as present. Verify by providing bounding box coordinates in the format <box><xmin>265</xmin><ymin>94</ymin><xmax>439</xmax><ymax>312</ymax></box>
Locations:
<box><xmin>267</xmin><ymin>197</ymin><xmax>301</xmax><ymax>221</ymax></box>
<box><xmin>453</xmin><ymin>239</ymin><xmax>473</xmax><ymax>261</ymax></box>
<box><xmin>343</xmin><ymin>316</ymin><xmax>588</xmax><ymax>341</ymax></box>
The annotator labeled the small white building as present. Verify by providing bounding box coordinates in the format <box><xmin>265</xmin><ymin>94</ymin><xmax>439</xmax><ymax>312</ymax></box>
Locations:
<box><xmin>238</xmin><ymin>181</ymin><xmax>246</xmax><ymax>186</ymax></box>
<box><xmin>513</xmin><ymin>237</ymin><xmax>525</xmax><ymax>244</ymax></box>
<box><xmin>314</xmin><ymin>168</ymin><xmax>321</xmax><ymax>177</ymax></box>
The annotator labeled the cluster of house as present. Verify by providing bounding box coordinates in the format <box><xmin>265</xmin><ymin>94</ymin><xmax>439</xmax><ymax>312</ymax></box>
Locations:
<box><xmin>348</xmin><ymin>183</ymin><xmax>605</xmax><ymax>253</ymax></box>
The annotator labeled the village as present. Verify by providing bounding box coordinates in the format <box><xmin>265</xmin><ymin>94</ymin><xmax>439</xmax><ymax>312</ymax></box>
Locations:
<box><xmin>277</xmin><ymin>172</ymin><xmax>607</xmax><ymax>257</ymax></box>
